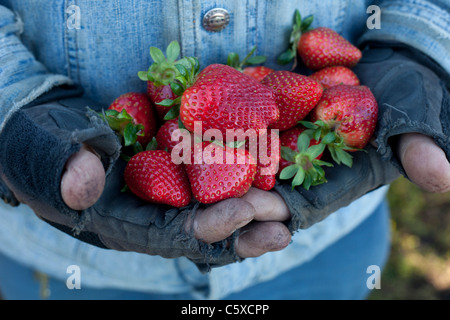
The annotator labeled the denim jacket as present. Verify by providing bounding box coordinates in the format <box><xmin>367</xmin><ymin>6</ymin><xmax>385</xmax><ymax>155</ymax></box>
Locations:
<box><xmin>0</xmin><ymin>0</ymin><xmax>448</xmax><ymax>299</ymax></box>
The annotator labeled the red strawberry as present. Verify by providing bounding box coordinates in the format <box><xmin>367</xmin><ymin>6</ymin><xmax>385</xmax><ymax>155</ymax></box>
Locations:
<box><xmin>261</xmin><ymin>70</ymin><xmax>323</xmax><ymax>131</ymax></box>
<box><xmin>245</xmin><ymin>130</ymin><xmax>280</xmax><ymax>191</ymax></box>
<box><xmin>147</xmin><ymin>82</ymin><xmax>178</xmax><ymax>121</ymax></box>
<box><xmin>309</xmin><ymin>66</ymin><xmax>360</xmax><ymax>89</ymax></box>
<box><xmin>278</xmin><ymin>126</ymin><xmax>332</xmax><ymax>190</ymax></box>
<box><xmin>308</xmin><ymin>84</ymin><xmax>378</xmax><ymax>167</ymax></box>
<box><xmin>242</xmin><ymin>66</ymin><xmax>274</xmax><ymax>82</ymax></box>
<box><xmin>180</xmin><ymin>64</ymin><xmax>279</xmax><ymax>136</ymax></box>
<box><xmin>185</xmin><ymin>141</ymin><xmax>256</xmax><ymax>204</ymax></box>
<box><xmin>155</xmin><ymin>119</ymin><xmax>181</xmax><ymax>153</ymax></box>
<box><xmin>277</xmin><ymin>11</ymin><xmax>361</xmax><ymax>70</ymax></box>
<box><xmin>298</xmin><ymin>27</ymin><xmax>362</xmax><ymax>70</ymax></box>
<box><xmin>124</xmin><ymin>150</ymin><xmax>192</xmax><ymax>207</ymax></box>
<box><xmin>106</xmin><ymin>92</ymin><xmax>157</xmax><ymax>147</ymax></box>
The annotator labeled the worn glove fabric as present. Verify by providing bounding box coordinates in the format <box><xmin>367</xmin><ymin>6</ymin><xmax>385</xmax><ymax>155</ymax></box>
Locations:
<box><xmin>277</xmin><ymin>42</ymin><xmax>449</xmax><ymax>232</ymax></box>
<box><xmin>0</xmin><ymin>89</ymin><xmax>240</xmax><ymax>272</ymax></box>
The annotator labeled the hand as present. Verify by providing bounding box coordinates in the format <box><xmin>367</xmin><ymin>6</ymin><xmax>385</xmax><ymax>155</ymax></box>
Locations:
<box><xmin>398</xmin><ymin>133</ymin><xmax>450</xmax><ymax>193</ymax></box>
<box><xmin>61</xmin><ymin>147</ymin><xmax>291</xmax><ymax>258</ymax></box>
<box><xmin>185</xmin><ymin>187</ymin><xmax>291</xmax><ymax>258</ymax></box>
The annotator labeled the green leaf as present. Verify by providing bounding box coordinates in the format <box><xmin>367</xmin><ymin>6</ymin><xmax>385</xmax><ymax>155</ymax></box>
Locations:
<box><xmin>298</xmin><ymin>120</ymin><xmax>318</xmax><ymax>129</ymax></box>
<box><xmin>170</xmin><ymin>81</ymin><xmax>185</xmax><ymax>96</ymax></box>
<box><xmin>156</xmin><ymin>99</ymin><xmax>176</xmax><ymax>107</ymax></box>
<box><xmin>321</xmin><ymin>132</ymin><xmax>337</xmax><ymax>145</ymax></box>
<box><xmin>281</xmin><ymin>146</ymin><xmax>297</xmax><ymax>163</ymax></box>
<box><xmin>227</xmin><ymin>52</ymin><xmax>240</xmax><ymax>69</ymax></box>
<box><xmin>166</xmin><ymin>41</ymin><xmax>181</xmax><ymax>63</ymax></box>
<box><xmin>245</xmin><ymin>55</ymin><xmax>267</xmax><ymax>65</ymax></box>
<box><xmin>146</xmin><ymin>137</ymin><xmax>158</xmax><ymax>151</ymax></box>
<box><xmin>279</xmin><ymin>164</ymin><xmax>299</xmax><ymax>180</ymax></box>
<box><xmin>123</xmin><ymin>123</ymin><xmax>139</xmax><ymax>146</ymax></box>
<box><xmin>297</xmin><ymin>132</ymin><xmax>311</xmax><ymax>153</ymax></box>
<box><xmin>163</xmin><ymin>104</ymin><xmax>180</xmax><ymax>120</ymax></box>
<box><xmin>292</xmin><ymin>168</ymin><xmax>306</xmax><ymax>188</ymax></box>
<box><xmin>277</xmin><ymin>50</ymin><xmax>295</xmax><ymax>65</ymax></box>
<box><xmin>150</xmin><ymin>46</ymin><xmax>166</xmax><ymax>64</ymax></box>
<box><xmin>175</xmin><ymin>63</ymin><xmax>188</xmax><ymax>79</ymax></box>
<box><xmin>302</xmin><ymin>172</ymin><xmax>312</xmax><ymax>190</ymax></box>
<box><xmin>334</xmin><ymin>148</ymin><xmax>353</xmax><ymax>167</ymax></box>
<box><xmin>300</xmin><ymin>15</ymin><xmax>314</xmax><ymax>32</ymax></box>
<box><xmin>138</xmin><ymin>71</ymin><xmax>149</xmax><ymax>81</ymax></box>
<box><xmin>307</xmin><ymin>143</ymin><xmax>325</xmax><ymax>160</ymax></box>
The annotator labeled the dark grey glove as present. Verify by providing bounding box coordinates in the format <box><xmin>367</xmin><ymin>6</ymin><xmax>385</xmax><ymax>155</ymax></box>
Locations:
<box><xmin>0</xmin><ymin>87</ymin><xmax>239</xmax><ymax>272</ymax></box>
<box><xmin>277</xmin><ymin>42</ymin><xmax>449</xmax><ymax>232</ymax></box>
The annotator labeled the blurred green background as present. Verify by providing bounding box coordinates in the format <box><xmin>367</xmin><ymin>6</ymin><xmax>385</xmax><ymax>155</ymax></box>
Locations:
<box><xmin>368</xmin><ymin>177</ymin><xmax>450</xmax><ymax>300</ymax></box>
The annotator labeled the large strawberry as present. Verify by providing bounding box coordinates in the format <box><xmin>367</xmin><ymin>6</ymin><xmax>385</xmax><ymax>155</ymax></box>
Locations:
<box><xmin>306</xmin><ymin>84</ymin><xmax>378</xmax><ymax>167</ymax></box>
<box><xmin>261</xmin><ymin>70</ymin><xmax>323</xmax><ymax>131</ymax></box>
<box><xmin>124</xmin><ymin>150</ymin><xmax>192</xmax><ymax>207</ymax></box>
<box><xmin>309</xmin><ymin>66</ymin><xmax>360</xmax><ymax>89</ymax></box>
<box><xmin>104</xmin><ymin>92</ymin><xmax>157</xmax><ymax>148</ymax></box>
<box><xmin>179</xmin><ymin>63</ymin><xmax>279</xmax><ymax>136</ymax></box>
<box><xmin>278</xmin><ymin>126</ymin><xmax>332</xmax><ymax>190</ymax></box>
<box><xmin>278</xmin><ymin>10</ymin><xmax>361</xmax><ymax>70</ymax></box>
<box><xmin>186</xmin><ymin>141</ymin><xmax>256</xmax><ymax>204</ymax></box>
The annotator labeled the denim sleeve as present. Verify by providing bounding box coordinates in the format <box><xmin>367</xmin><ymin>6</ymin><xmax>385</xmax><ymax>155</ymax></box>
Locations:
<box><xmin>0</xmin><ymin>5</ymin><xmax>73</xmax><ymax>133</ymax></box>
<box><xmin>359</xmin><ymin>0</ymin><xmax>450</xmax><ymax>74</ymax></box>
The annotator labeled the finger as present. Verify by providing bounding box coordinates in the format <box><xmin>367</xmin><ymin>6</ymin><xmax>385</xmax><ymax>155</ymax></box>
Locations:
<box><xmin>399</xmin><ymin>133</ymin><xmax>450</xmax><ymax>193</ymax></box>
<box><xmin>234</xmin><ymin>221</ymin><xmax>291</xmax><ymax>258</ymax></box>
<box><xmin>61</xmin><ymin>144</ymin><xmax>106</xmax><ymax>210</ymax></box>
<box><xmin>187</xmin><ymin>198</ymin><xmax>255</xmax><ymax>243</ymax></box>
<box><xmin>240</xmin><ymin>187</ymin><xmax>291</xmax><ymax>221</ymax></box>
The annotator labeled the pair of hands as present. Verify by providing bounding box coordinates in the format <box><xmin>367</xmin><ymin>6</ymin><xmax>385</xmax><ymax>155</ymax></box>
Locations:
<box><xmin>61</xmin><ymin>132</ymin><xmax>450</xmax><ymax>259</ymax></box>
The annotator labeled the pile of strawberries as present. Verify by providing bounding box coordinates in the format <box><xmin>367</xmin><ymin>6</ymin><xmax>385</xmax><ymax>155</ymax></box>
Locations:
<box><xmin>101</xmin><ymin>11</ymin><xmax>378</xmax><ymax>208</ymax></box>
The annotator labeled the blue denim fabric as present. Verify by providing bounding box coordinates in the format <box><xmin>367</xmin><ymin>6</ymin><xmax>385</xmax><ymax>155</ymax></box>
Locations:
<box><xmin>0</xmin><ymin>0</ymin><xmax>448</xmax><ymax>299</ymax></box>
<box><xmin>0</xmin><ymin>198</ymin><xmax>390</xmax><ymax>300</ymax></box>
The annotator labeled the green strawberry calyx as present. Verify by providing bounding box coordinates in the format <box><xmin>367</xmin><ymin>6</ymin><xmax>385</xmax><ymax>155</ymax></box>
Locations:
<box><xmin>98</xmin><ymin>108</ymin><xmax>144</xmax><ymax>148</ymax></box>
<box><xmin>138</xmin><ymin>40</ymin><xmax>181</xmax><ymax>87</ymax></box>
<box><xmin>227</xmin><ymin>46</ymin><xmax>267</xmax><ymax>71</ymax></box>
<box><xmin>298</xmin><ymin>120</ymin><xmax>364</xmax><ymax>168</ymax></box>
<box><xmin>277</xmin><ymin>10</ymin><xmax>314</xmax><ymax>69</ymax></box>
<box><xmin>138</xmin><ymin>41</ymin><xmax>200</xmax><ymax>124</ymax></box>
<box><xmin>279</xmin><ymin>131</ymin><xmax>333</xmax><ymax>190</ymax></box>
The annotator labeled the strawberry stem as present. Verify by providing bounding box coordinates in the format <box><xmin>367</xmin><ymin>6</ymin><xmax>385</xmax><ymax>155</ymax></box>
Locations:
<box><xmin>279</xmin><ymin>132</ymin><xmax>333</xmax><ymax>190</ymax></box>
<box><xmin>227</xmin><ymin>46</ymin><xmax>267</xmax><ymax>71</ymax></box>
<box><xmin>277</xmin><ymin>10</ymin><xmax>314</xmax><ymax>69</ymax></box>
<box><xmin>298</xmin><ymin>120</ymin><xmax>355</xmax><ymax>167</ymax></box>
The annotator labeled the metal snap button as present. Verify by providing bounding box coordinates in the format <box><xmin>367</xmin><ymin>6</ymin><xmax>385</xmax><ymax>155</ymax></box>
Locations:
<box><xmin>202</xmin><ymin>8</ymin><xmax>230</xmax><ymax>32</ymax></box>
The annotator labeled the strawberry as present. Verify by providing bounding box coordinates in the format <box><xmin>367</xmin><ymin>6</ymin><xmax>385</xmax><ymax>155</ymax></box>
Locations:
<box><xmin>278</xmin><ymin>10</ymin><xmax>361</xmax><ymax>70</ymax></box>
<box><xmin>124</xmin><ymin>150</ymin><xmax>192</xmax><ymax>207</ymax></box>
<box><xmin>309</xmin><ymin>66</ymin><xmax>360</xmax><ymax>89</ymax></box>
<box><xmin>278</xmin><ymin>126</ymin><xmax>332</xmax><ymax>190</ymax></box>
<box><xmin>147</xmin><ymin>82</ymin><xmax>178</xmax><ymax>121</ymax></box>
<box><xmin>138</xmin><ymin>41</ymin><xmax>184</xmax><ymax>121</ymax></box>
<box><xmin>261</xmin><ymin>70</ymin><xmax>323</xmax><ymax>131</ymax></box>
<box><xmin>227</xmin><ymin>46</ymin><xmax>274</xmax><ymax>81</ymax></box>
<box><xmin>298</xmin><ymin>27</ymin><xmax>362</xmax><ymax>70</ymax></box>
<box><xmin>155</xmin><ymin>119</ymin><xmax>182</xmax><ymax>153</ymax></box>
<box><xmin>104</xmin><ymin>92</ymin><xmax>157</xmax><ymax>148</ymax></box>
<box><xmin>179</xmin><ymin>63</ymin><xmax>279</xmax><ymax>136</ymax></box>
<box><xmin>185</xmin><ymin>141</ymin><xmax>257</xmax><ymax>204</ymax></box>
<box><xmin>245</xmin><ymin>130</ymin><xmax>280</xmax><ymax>191</ymax></box>
<box><xmin>242</xmin><ymin>66</ymin><xmax>275</xmax><ymax>82</ymax></box>
<box><xmin>306</xmin><ymin>84</ymin><xmax>378</xmax><ymax>167</ymax></box>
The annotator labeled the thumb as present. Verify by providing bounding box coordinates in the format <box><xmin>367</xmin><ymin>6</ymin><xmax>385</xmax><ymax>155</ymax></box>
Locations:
<box><xmin>61</xmin><ymin>144</ymin><xmax>106</xmax><ymax>210</ymax></box>
<box><xmin>399</xmin><ymin>133</ymin><xmax>450</xmax><ymax>193</ymax></box>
